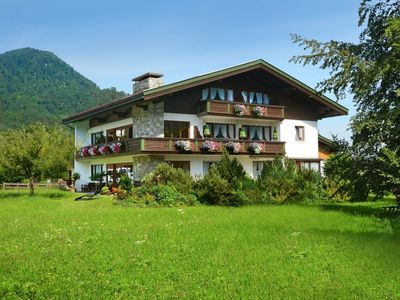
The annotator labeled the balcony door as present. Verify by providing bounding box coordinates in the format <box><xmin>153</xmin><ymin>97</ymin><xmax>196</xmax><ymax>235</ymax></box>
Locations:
<box><xmin>164</xmin><ymin>121</ymin><xmax>190</xmax><ymax>138</ymax></box>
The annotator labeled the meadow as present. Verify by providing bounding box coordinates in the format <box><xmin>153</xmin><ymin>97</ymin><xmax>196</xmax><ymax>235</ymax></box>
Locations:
<box><xmin>0</xmin><ymin>190</ymin><xmax>399</xmax><ymax>299</ymax></box>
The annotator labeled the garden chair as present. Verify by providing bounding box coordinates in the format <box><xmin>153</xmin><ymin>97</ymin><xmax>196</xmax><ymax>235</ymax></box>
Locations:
<box><xmin>74</xmin><ymin>184</ymin><xmax>104</xmax><ymax>201</ymax></box>
<box><xmin>382</xmin><ymin>199</ymin><xmax>400</xmax><ymax>213</ymax></box>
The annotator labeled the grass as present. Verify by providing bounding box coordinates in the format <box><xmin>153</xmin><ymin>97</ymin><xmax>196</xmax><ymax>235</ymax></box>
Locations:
<box><xmin>0</xmin><ymin>190</ymin><xmax>399</xmax><ymax>299</ymax></box>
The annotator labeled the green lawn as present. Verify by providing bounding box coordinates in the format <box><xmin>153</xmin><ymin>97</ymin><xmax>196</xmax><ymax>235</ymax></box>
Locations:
<box><xmin>1</xmin><ymin>191</ymin><xmax>399</xmax><ymax>299</ymax></box>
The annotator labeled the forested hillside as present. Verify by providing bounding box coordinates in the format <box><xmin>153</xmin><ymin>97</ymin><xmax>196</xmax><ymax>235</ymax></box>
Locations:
<box><xmin>0</xmin><ymin>48</ymin><xmax>127</xmax><ymax>129</ymax></box>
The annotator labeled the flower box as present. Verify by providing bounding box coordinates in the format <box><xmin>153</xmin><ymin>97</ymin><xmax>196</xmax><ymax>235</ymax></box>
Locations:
<box><xmin>200</xmin><ymin>140</ymin><xmax>220</xmax><ymax>153</ymax></box>
<box><xmin>248</xmin><ymin>142</ymin><xmax>263</xmax><ymax>155</ymax></box>
<box><xmin>175</xmin><ymin>140</ymin><xmax>192</xmax><ymax>153</ymax></box>
<box><xmin>224</xmin><ymin>142</ymin><xmax>241</xmax><ymax>154</ymax></box>
<box><xmin>233</xmin><ymin>104</ymin><xmax>246</xmax><ymax>116</ymax></box>
<box><xmin>252</xmin><ymin>106</ymin><xmax>264</xmax><ymax>117</ymax></box>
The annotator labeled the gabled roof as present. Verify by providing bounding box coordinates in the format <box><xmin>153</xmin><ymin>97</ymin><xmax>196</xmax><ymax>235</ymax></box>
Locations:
<box><xmin>63</xmin><ymin>59</ymin><xmax>348</xmax><ymax>124</ymax></box>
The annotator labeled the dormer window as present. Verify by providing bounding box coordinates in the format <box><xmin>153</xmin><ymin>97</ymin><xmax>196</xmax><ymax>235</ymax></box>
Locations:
<box><xmin>201</xmin><ymin>88</ymin><xmax>234</xmax><ymax>101</ymax></box>
<box><xmin>241</xmin><ymin>91</ymin><xmax>270</xmax><ymax>105</ymax></box>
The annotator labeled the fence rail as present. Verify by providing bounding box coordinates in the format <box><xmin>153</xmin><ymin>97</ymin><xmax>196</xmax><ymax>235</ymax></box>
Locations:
<box><xmin>1</xmin><ymin>183</ymin><xmax>58</xmax><ymax>190</ymax></box>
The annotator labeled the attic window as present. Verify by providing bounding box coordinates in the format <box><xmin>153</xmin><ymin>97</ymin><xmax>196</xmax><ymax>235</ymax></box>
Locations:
<box><xmin>241</xmin><ymin>91</ymin><xmax>270</xmax><ymax>105</ymax></box>
<box><xmin>201</xmin><ymin>88</ymin><xmax>233</xmax><ymax>101</ymax></box>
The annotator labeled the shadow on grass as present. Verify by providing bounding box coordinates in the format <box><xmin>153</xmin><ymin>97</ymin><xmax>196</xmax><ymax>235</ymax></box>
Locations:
<box><xmin>319</xmin><ymin>202</ymin><xmax>400</xmax><ymax>235</ymax></box>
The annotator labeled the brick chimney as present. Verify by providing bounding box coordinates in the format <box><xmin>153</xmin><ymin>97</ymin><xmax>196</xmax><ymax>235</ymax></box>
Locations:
<box><xmin>132</xmin><ymin>72</ymin><xmax>163</xmax><ymax>94</ymax></box>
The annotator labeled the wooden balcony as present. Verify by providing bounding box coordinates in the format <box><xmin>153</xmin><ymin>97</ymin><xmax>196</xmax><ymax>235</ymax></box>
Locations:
<box><xmin>76</xmin><ymin>138</ymin><xmax>285</xmax><ymax>159</ymax></box>
<box><xmin>198</xmin><ymin>100</ymin><xmax>285</xmax><ymax>119</ymax></box>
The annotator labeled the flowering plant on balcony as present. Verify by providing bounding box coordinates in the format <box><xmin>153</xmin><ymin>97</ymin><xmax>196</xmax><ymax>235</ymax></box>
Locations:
<box><xmin>88</xmin><ymin>146</ymin><xmax>100</xmax><ymax>156</ymax></box>
<box><xmin>81</xmin><ymin>146</ymin><xmax>90</xmax><ymax>157</ymax></box>
<box><xmin>233</xmin><ymin>104</ymin><xmax>246</xmax><ymax>116</ymax></box>
<box><xmin>252</xmin><ymin>106</ymin><xmax>264</xmax><ymax>117</ymax></box>
<box><xmin>272</xmin><ymin>127</ymin><xmax>279</xmax><ymax>140</ymax></box>
<box><xmin>98</xmin><ymin>144</ymin><xmax>111</xmax><ymax>155</ymax></box>
<box><xmin>224</xmin><ymin>141</ymin><xmax>241</xmax><ymax>154</ymax></box>
<box><xmin>248</xmin><ymin>142</ymin><xmax>263</xmax><ymax>155</ymax></box>
<box><xmin>109</xmin><ymin>142</ymin><xmax>122</xmax><ymax>154</ymax></box>
<box><xmin>175</xmin><ymin>140</ymin><xmax>192</xmax><ymax>153</ymax></box>
<box><xmin>200</xmin><ymin>140</ymin><xmax>220</xmax><ymax>153</ymax></box>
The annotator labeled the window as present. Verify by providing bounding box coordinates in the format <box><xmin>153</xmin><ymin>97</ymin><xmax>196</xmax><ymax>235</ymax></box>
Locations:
<box><xmin>241</xmin><ymin>126</ymin><xmax>271</xmax><ymax>141</ymax></box>
<box><xmin>91</xmin><ymin>165</ymin><xmax>103</xmax><ymax>177</ymax></box>
<box><xmin>253</xmin><ymin>161</ymin><xmax>264</xmax><ymax>178</ymax></box>
<box><xmin>201</xmin><ymin>88</ymin><xmax>234</xmax><ymax>101</ymax></box>
<box><xmin>203</xmin><ymin>161</ymin><xmax>216</xmax><ymax>175</ymax></box>
<box><xmin>166</xmin><ymin>161</ymin><xmax>190</xmax><ymax>172</ymax></box>
<box><xmin>204</xmin><ymin>123</ymin><xmax>236</xmax><ymax>139</ymax></box>
<box><xmin>91</xmin><ymin>131</ymin><xmax>105</xmax><ymax>145</ymax></box>
<box><xmin>241</xmin><ymin>91</ymin><xmax>270</xmax><ymax>104</ymax></box>
<box><xmin>299</xmin><ymin>161</ymin><xmax>320</xmax><ymax>173</ymax></box>
<box><xmin>107</xmin><ymin>125</ymin><xmax>133</xmax><ymax>142</ymax></box>
<box><xmin>164</xmin><ymin>121</ymin><xmax>190</xmax><ymax>138</ymax></box>
<box><xmin>295</xmin><ymin>126</ymin><xmax>305</xmax><ymax>141</ymax></box>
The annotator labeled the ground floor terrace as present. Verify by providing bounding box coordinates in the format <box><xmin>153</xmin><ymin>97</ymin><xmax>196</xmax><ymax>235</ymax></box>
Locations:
<box><xmin>74</xmin><ymin>152</ymin><xmax>322</xmax><ymax>192</ymax></box>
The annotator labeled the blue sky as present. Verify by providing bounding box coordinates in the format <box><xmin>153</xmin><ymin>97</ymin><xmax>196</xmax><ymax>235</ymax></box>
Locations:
<box><xmin>1</xmin><ymin>0</ymin><xmax>361</xmax><ymax>139</ymax></box>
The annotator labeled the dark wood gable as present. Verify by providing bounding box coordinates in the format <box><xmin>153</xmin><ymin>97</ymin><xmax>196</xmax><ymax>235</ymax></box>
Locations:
<box><xmin>163</xmin><ymin>69</ymin><xmax>327</xmax><ymax>120</ymax></box>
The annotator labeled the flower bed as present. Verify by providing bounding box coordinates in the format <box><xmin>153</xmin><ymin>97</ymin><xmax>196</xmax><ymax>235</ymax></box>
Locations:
<box><xmin>224</xmin><ymin>141</ymin><xmax>241</xmax><ymax>154</ymax></box>
<box><xmin>200</xmin><ymin>140</ymin><xmax>220</xmax><ymax>153</ymax></box>
<box><xmin>175</xmin><ymin>140</ymin><xmax>192</xmax><ymax>153</ymax></box>
<box><xmin>247</xmin><ymin>142</ymin><xmax>263</xmax><ymax>155</ymax></box>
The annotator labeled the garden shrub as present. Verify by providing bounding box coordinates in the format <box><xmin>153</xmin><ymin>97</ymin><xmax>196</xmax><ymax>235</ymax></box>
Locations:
<box><xmin>257</xmin><ymin>157</ymin><xmax>327</xmax><ymax>204</ymax></box>
<box><xmin>194</xmin><ymin>168</ymin><xmax>245</xmax><ymax>206</ymax></box>
<box><xmin>130</xmin><ymin>184</ymin><xmax>198</xmax><ymax>207</ymax></box>
<box><xmin>142</xmin><ymin>162</ymin><xmax>193</xmax><ymax>195</ymax></box>
<box><xmin>119</xmin><ymin>174</ymin><xmax>132</xmax><ymax>192</ymax></box>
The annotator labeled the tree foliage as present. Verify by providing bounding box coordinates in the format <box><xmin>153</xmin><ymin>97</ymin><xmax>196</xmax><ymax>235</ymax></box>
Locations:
<box><xmin>291</xmin><ymin>0</ymin><xmax>400</xmax><ymax>198</ymax></box>
<box><xmin>0</xmin><ymin>123</ymin><xmax>75</xmax><ymax>195</ymax></box>
<box><xmin>0</xmin><ymin>47</ymin><xmax>126</xmax><ymax>130</ymax></box>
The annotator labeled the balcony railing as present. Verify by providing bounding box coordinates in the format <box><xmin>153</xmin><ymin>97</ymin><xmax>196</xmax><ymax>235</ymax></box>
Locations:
<box><xmin>76</xmin><ymin>138</ymin><xmax>285</xmax><ymax>158</ymax></box>
<box><xmin>198</xmin><ymin>100</ymin><xmax>285</xmax><ymax>119</ymax></box>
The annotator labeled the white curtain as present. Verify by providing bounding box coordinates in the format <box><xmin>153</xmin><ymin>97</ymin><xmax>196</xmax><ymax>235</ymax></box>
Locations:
<box><xmin>263</xmin><ymin>93</ymin><xmax>270</xmax><ymax>105</ymax></box>
<box><xmin>250</xmin><ymin>127</ymin><xmax>262</xmax><ymax>140</ymax></box>
<box><xmin>241</xmin><ymin>91</ymin><xmax>248</xmax><ymax>103</ymax></box>
<box><xmin>217</xmin><ymin>88</ymin><xmax>225</xmax><ymax>100</ymax></box>
<box><xmin>214</xmin><ymin>124</ymin><xmax>227</xmax><ymax>138</ymax></box>
<box><xmin>249</xmin><ymin>92</ymin><xmax>255</xmax><ymax>104</ymax></box>
<box><xmin>256</xmin><ymin>92</ymin><xmax>263</xmax><ymax>104</ymax></box>
<box><xmin>228</xmin><ymin>125</ymin><xmax>235</xmax><ymax>138</ymax></box>
<box><xmin>202</xmin><ymin>88</ymin><xmax>209</xmax><ymax>101</ymax></box>
<box><xmin>210</xmin><ymin>88</ymin><xmax>218</xmax><ymax>100</ymax></box>
<box><xmin>227</xmin><ymin>90</ymin><xmax>234</xmax><ymax>102</ymax></box>
<box><xmin>263</xmin><ymin>126</ymin><xmax>271</xmax><ymax>140</ymax></box>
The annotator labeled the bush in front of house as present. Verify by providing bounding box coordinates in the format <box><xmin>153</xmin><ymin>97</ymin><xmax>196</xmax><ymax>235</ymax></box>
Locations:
<box><xmin>119</xmin><ymin>174</ymin><xmax>132</xmax><ymax>192</ymax></box>
<box><xmin>142</xmin><ymin>162</ymin><xmax>194</xmax><ymax>195</ymax></box>
<box><xmin>257</xmin><ymin>157</ymin><xmax>327</xmax><ymax>204</ymax></box>
<box><xmin>194</xmin><ymin>151</ymin><xmax>249</xmax><ymax>206</ymax></box>
<box><xmin>131</xmin><ymin>184</ymin><xmax>198</xmax><ymax>207</ymax></box>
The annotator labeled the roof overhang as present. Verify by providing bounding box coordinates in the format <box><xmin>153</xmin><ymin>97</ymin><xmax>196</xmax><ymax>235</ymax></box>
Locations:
<box><xmin>62</xmin><ymin>94</ymin><xmax>143</xmax><ymax>124</ymax></box>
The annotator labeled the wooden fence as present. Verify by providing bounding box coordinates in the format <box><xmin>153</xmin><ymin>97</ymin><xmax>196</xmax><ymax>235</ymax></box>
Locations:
<box><xmin>1</xmin><ymin>183</ymin><xmax>59</xmax><ymax>190</ymax></box>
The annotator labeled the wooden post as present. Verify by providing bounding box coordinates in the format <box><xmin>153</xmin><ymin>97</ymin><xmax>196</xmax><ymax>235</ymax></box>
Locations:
<box><xmin>112</xmin><ymin>164</ymin><xmax>117</xmax><ymax>186</ymax></box>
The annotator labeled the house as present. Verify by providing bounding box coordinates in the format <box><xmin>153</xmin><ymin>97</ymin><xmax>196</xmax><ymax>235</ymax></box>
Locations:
<box><xmin>62</xmin><ymin>59</ymin><xmax>348</xmax><ymax>191</ymax></box>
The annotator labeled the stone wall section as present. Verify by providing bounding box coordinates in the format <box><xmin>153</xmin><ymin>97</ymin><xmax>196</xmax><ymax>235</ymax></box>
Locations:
<box><xmin>132</xmin><ymin>101</ymin><xmax>164</xmax><ymax>138</ymax></box>
<box><xmin>132</xmin><ymin>155</ymin><xmax>164</xmax><ymax>181</ymax></box>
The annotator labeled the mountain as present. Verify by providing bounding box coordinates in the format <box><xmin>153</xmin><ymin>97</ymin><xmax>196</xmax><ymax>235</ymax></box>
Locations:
<box><xmin>0</xmin><ymin>47</ymin><xmax>127</xmax><ymax>129</ymax></box>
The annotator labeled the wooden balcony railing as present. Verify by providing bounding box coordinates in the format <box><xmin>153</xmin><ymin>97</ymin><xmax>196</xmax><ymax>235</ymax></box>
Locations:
<box><xmin>198</xmin><ymin>100</ymin><xmax>285</xmax><ymax>119</ymax></box>
<box><xmin>76</xmin><ymin>138</ymin><xmax>285</xmax><ymax>159</ymax></box>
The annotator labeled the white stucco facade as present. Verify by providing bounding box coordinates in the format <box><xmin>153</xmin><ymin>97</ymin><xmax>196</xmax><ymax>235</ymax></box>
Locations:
<box><xmin>280</xmin><ymin>119</ymin><xmax>318</xmax><ymax>159</ymax></box>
